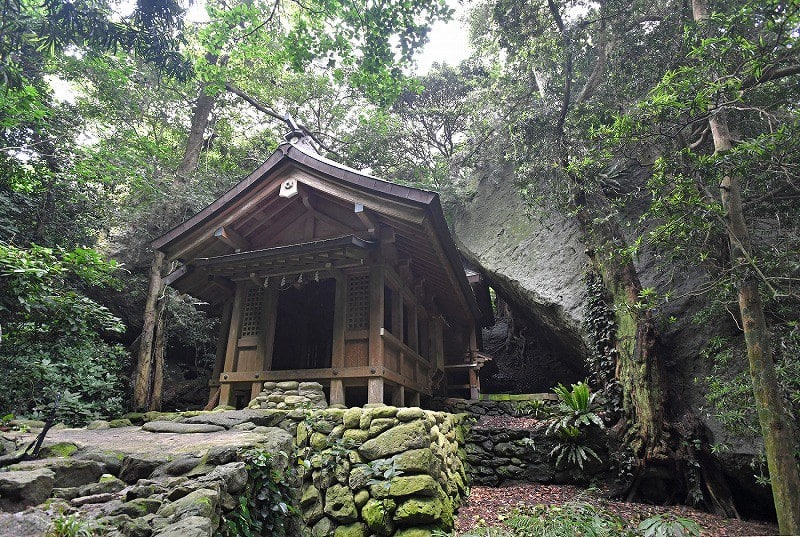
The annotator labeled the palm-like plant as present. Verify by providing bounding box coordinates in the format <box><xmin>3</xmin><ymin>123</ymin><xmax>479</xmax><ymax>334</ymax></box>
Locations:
<box><xmin>546</xmin><ymin>381</ymin><xmax>606</xmax><ymax>471</ymax></box>
<box><xmin>547</xmin><ymin>381</ymin><xmax>604</xmax><ymax>434</ymax></box>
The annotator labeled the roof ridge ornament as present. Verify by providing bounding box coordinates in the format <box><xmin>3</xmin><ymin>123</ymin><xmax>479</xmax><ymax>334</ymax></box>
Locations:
<box><xmin>283</xmin><ymin>114</ymin><xmax>319</xmax><ymax>154</ymax></box>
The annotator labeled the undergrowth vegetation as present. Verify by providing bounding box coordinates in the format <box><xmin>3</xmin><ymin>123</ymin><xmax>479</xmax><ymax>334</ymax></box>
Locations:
<box><xmin>435</xmin><ymin>502</ymin><xmax>701</xmax><ymax>537</ymax></box>
<box><xmin>216</xmin><ymin>448</ymin><xmax>299</xmax><ymax>537</ymax></box>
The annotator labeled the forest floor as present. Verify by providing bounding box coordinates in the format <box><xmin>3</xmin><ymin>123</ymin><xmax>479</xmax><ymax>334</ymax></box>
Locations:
<box><xmin>454</xmin><ymin>483</ymin><xmax>779</xmax><ymax>536</ymax></box>
<box><xmin>461</xmin><ymin>415</ymin><xmax>779</xmax><ymax>536</ymax></box>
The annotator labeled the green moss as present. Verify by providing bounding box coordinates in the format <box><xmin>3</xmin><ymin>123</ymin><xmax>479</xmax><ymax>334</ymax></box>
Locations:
<box><xmin>39</xmin><ymin>442</ymin><xmax>78</xmax><ymax>458</ymax></box>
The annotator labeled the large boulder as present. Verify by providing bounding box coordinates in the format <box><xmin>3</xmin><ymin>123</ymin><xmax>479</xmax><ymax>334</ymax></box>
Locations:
<box><xmin>0</xmin><ymin>468</ymin><xmax>55</xmax><ymax>511</ymax></box>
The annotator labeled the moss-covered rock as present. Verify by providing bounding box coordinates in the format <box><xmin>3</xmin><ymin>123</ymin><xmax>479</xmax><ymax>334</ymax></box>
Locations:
<box><xmin>393</xmin><ymin>526</ymin><xmax>437</xmax><ymax>537</ymax></box>
<box><xmin>392</xmin><ymin>448</ymin><xmax>434</xmax><ymax>474</ymax></box>
<box><xmin>389</xmin><ymin>475</ymin><xmax>439</xmax><ymax>497</ymax></box>
<box><xmin>361</xmin><ymin>498</ymin><xmax>396</xmax><ymax>535</ymax></box>
<box><xmin>342</xmin><ymin>408</ymin><xmax>362</xmax><ymax>429</ymax></box>
<box><xmin>156</xmin><ymin>487</ymin><xmax>218</xmax><ymax>520</ymax></box>
<box><xmin>37</xmin><ymin>442</ymin><xmax>78</xmax><ymax>458</ymax></box>
<box><xmin>323</xmin><ymin>483</ymin><xmax>357</xmax><ymax>523</ymax></box>
<box><xmin>353</xmin><ymin>488</ymin><xmax>370</xmax><ymax>508</ymax></box>
<box><xmin>343</xmin><ymin>428</ymin><xmax>370</xmax><ymax>444</ymax></box>
<box><xmin>312</xmin><ymin>516</ymin><xmax>335</xmax><ymax>537</ymax></box>
<box><xmin>393</xmin><ymin>497</ymin><xmax>443</xmax><ymax>525</ymax></box>
<box><xmin>358</xmin><ymin>420</ymin><xmax>429</xmax><ymax>460</ymax></box>
<box><xmin>396</xmin><ymin>407</ymin><xmax>425</xmax><ymax>422</ymax></box>
<box><xmin>333</xmin><ymin>521</ymin><xmax>368</xmax><ymax>537</ymax></box>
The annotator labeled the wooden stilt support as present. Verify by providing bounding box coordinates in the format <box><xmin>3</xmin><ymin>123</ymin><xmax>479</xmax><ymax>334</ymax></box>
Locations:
<box><xmin>368</xmin><ymin>377</ymin><xmax>384</xmax><ymax>404</ymax></box>
<box><xmin>392</xmin><ymin>385</ymin><xmax>405</xmax><ymax>407</ymax></box>
<box><xmin>330</xmin><ymin>379</ymin><xmax>345</xmax><ymax>406</ymax></box>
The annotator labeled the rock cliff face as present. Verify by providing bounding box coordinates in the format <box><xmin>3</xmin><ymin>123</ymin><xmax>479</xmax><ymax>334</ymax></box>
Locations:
<box><xmin>451</xmin><ymin>167</ymin><xmax>589</xmax><ymax>378</ymax></box>
<box><xmin>450</xmin><ymin>166</ymin><xmax>775</xmax><ymax>518</ymax></box>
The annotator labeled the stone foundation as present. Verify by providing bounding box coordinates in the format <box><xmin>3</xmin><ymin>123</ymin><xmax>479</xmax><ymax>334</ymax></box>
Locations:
<box><xmin>250</xmin><ymin>381</ymin><xmax>328</xmax><ymax>410</ymax></box>
<box><xmin>0</xmin><ymin>404</ymin><xmax>468</xmax><ymax>537</ymax></box>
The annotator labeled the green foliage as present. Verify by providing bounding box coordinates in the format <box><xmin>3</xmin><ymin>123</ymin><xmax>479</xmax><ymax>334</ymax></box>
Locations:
<box><xmin>549</xmin><ymin>426</ymin><xmax>602</xmax><ymax>470</ymax></box>
<box><xmin>638</xmin><ymin>513</ymin><xmax>700</xmax><ymax>537</ymax></box>
<box><xmin>549</xmin><ymin>382</ymin><xmax>603</xmax><ymax>431</ymax></box>
<box><xmin>45</xmin><ymin>514</ymin><xmax>96</xmax><ymax>537</ymax></box>
<box><xmin>0</xmin><ymin>341</ymin><xmax>128</xmax><ymax>425</ymax></box>
<box><xmin>0</xmin><ymin>242</ymin><xmax>128</xmax><ymax>425</ymax></box>
<box><xmin>546</xmin><ymin>382</ymin><xmax>605</xmax><ymax>471</ymax></box>
<box><xmin>584</xmin><ymin>271</ymin><xmax>622</xmax><ymax>418</ymax></box>
<box><xmin>441</xmin><ymin>502</ymin><xmax>634</xmax><ymax>537</ymax></box>
<box><xmin>216</xmin><ymin>448</ymin><xmax>298</xmax><ymax>537</ymax></box>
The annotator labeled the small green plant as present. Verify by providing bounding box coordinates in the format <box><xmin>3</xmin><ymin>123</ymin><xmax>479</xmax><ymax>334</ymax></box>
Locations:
<box><xmin>511</xmin><ymin>399</ymin><xmax>549</xmax><ymax>418</ymax></box>
<box><xmin>216</xmin><ymin>448</ymin><xmax>298</xmax><ymax>537</ymax></box>
<box><xmin>438</xmin><ymin>502</ymin><xmax>635</xmax><ymax>537</ymax></box>
<box><xmin>45</xmin><ymin>514</ymin><xmax>95</xmax><ymax>537</ymax></box>
<box><xmin>638</xmin><ymin>513</ymin><xmax>701</xmax><ymax>537</ymax></box>
<box><xmin>549</xmin><ymin>425</ymin><xmax>602</xmax><ymax>470</ymax></box>
<box><xmin>546</xmin><ymin>382</ymin><xmax>605</xmax><ymax>471</ymax></box>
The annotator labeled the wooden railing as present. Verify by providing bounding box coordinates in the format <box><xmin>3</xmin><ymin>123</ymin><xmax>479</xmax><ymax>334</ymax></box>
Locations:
<box><xmin>380</xmin><ymin>328</ymin><xmax>432</xmax><ymax>394</ymax></box>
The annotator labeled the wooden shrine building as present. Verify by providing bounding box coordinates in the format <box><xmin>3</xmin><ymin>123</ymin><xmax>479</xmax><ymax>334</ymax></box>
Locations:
<box><xmin>153</xmin><ymin>131</ymin><xmax>493</xmax><ymax>408</ymax></box>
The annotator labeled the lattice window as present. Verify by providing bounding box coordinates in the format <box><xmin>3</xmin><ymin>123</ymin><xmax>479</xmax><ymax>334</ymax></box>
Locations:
<box><xmin>346</xmin><ymin>274</ymin><xmax>370</xmax><ymax>331</ymax></box>
<box><xmin>240</xmin><ymin>286</ymin><xmax>264</xmax><ymax>337</ymax></box>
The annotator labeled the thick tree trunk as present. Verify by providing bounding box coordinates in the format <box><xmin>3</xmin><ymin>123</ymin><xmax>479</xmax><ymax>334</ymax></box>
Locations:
<box><xmin>581</xmin><ymin>212</ymin><xmax>667</xmax><ymax>461</ymax></box>
<box><xmin>133</xmin><ymin>250</ymin><xmax>165</xmax><ymax>410</ymax></box>
<box><xmin>709</xmin><ymin>109</ymin><xmax>800</xmax><ymax>534</ymax></box>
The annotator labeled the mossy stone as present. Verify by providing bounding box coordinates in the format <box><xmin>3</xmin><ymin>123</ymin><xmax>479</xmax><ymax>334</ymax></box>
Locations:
<box><xmin>311</xmin><ymin>516</ymin><xmax>334</xmax><ymax>537</ymax></box>
<box><xmin>392</xmin><ymin>448</ymin><xmax>434</xmax><ymax>474</ymax></box>
<box><xmin>368</xmin><ymin>418</ymin><xmax>396</xmax><ymax>438</ymax></box>
<box><xmin>38</xmin><ymin>442</ymin><xmax>78</xmax><ymax>458</ymax></box>
<box><xmin>358</xmin><ymin>420</ymin><xmax>429</xmax><ymax>460</ymax></box>
<box><xmin>353</xmin><ymin>488</ymin><xmax>370</xmax><ymax>508</ymax></box>
<box><xmin>108</xmin><ymin>418</ymin><xmax>132</xmax><ymax>428</ymax></box>
<box><xmin>343</xmin><ymin>428</ymin><xmax>370</xmax><ymax>444</ymax></box>
<box><xmin>333</xmin><ymin>521</ymin><xmax>368</xmax><ymax>537</ymax></box>
<box><xmin>393</xmin><ymin>497</ymin><xmax>443</xmax><ymax>525</ymax></box>
<box><xmin>389</xmin><ymin>475</ymin><xmax>439</xmax><ymax>498</ymax></box>
<box><xmin>393</xmin><ymin>527</ymin><xmax>436</xmax><ymax>537</ymax></box>
<box><xmin>323</xmin><ymin>483</ymin><xmax>357</xmax><ymax>523</ymax></box>
<box><xmin>395</xmin><ymin>407</ymin><xmax>425</xmax><ymax>422</ymax></box>
<box><xmin>343</xmin><ymin>408</ymin><xmax>362</xmax><ymax>429</ymax></box>
<box><xmin>361</xmin><ymin>498</ymin><xmax>396</xmax><ymax>535</ymax></box>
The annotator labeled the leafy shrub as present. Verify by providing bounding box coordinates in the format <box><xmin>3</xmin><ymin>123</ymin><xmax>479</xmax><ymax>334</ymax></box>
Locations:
<box><xmin>638</xmin><ymin>513</ymin><xmax>701</xmax><ymax>537</ymax></box>
<box><xmin>0</xmin><ymin>341</ymin><xmax>128</xmax><ymax>425</ymax></box>
<box><xmin>0</xmin><ymin>242</ymin><xmax>128</xmax><ymax>425</ymax></box>
<box><xmin>549</xmin><ymin>425</ymin><xmax>602</xmax><ymax>470</ymax></box>
<box><xmin>45</xmin><ymin>514</ymin><xmax>96</xmax><ymax>537</ymax></box>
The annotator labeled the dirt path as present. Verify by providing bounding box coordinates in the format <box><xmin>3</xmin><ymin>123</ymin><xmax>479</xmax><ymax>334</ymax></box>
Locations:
<box><xmin>455</xmin><ymin>484</ymin><xmax>779</xmax><ymax>536</ymax></box>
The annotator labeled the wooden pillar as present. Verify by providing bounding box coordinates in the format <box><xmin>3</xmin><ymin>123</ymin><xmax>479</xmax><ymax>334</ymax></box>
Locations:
<box><xmin>468</xmin><ymin>324</ymin><xmax>478</xmax><ymax>362</ymax></box>
<box><xmin>392</xmin><ymin>284</ymin><xmax>403</xmax><ymax>341</ymax></box>
<box><xmin>259</xmin><ymin>284</ymin><xmax>279</xmax><ymax>371</ymax></box>
<box><xmin>368</xmin><ymin>265</ymin><xmax>385</xmax><ymax>404</ymax></box>
<box><xmin>250</xmin><ymin>381</ymin><xmax>263</xmax><ymax>402</ymax></box>
<box><xmin>407</xmin><ymin>304</ymin><xmax>418</xmax><ymax>353</ymax></box>
<box><xmin>209</xmin><ymin>300</ymin><xmax>233</xmax><ymax>402</ymax></box>
<box><xmin>330</xmin><ymin>273</ymin><xmax>348</xmax><ymax>407</ymax></box>
<box><xmin>220</xmin><ymin>283</ymin><xmax>246</xmax><ymax>407</ymax></box>
<box><xmin>392</xmin><ymin>384</ymin><xmax>405</xmax><ymax>407</ymax></box>
<box><xmin>330</xmin><ymin>380</ymin><xmax>345</xmax><ymax>407</ymax></box>
<box><xmin>469</xmin><ymin>368</ymin><xmax>479</xmax><ymax>400</ymax></box>
<box><xmin>409</xmin><ymin>390</ymin><xmax>421</xmax><ymax>407</ymax></box>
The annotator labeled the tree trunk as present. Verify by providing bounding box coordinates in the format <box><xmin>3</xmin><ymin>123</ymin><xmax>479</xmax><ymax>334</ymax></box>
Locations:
<box><xmin>709</xmin><ymin>109</ymin><xmax>800</xmax><ymax>534</ymax></box>
<box><xmin>577</xmin><ymin>205</ymin><xmax>667</xmax><ymax>462</ymax></box>
<box><xmin>133</xmin><ymin>250</ymin><xmax>165</xmax><ymax>410</ymax></box>
<box><xmin>176</xmin><ymin>84</ymin><xmax>217</xmax><ymax>180</ymax></box>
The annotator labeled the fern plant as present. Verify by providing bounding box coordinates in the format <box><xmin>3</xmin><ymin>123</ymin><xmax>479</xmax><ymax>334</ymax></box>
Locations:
<box><xmin>549</xmin><ymin>426</ymin><xmax>602</xmax><ymax>470</ymax></box>
<box><xmin>638</xmin><ymin>513</ymin><xmax>701</xmax><ymax>537</ymax></box>
<box><xmin>548</xmin><ymin>381</ymin><xmax>604</xmax><ymax>433</ymax></box>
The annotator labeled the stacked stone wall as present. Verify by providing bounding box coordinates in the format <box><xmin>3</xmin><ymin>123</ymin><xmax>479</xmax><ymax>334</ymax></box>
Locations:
<box><xmin>0</xmin><ymin>404</ymin><xmax>469</xmax><ymax>537</ymax></box>
<box><xmin>294</xmin><ymin>405</ymin><xmax>469</xmax><ymax>537</ymax></box>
